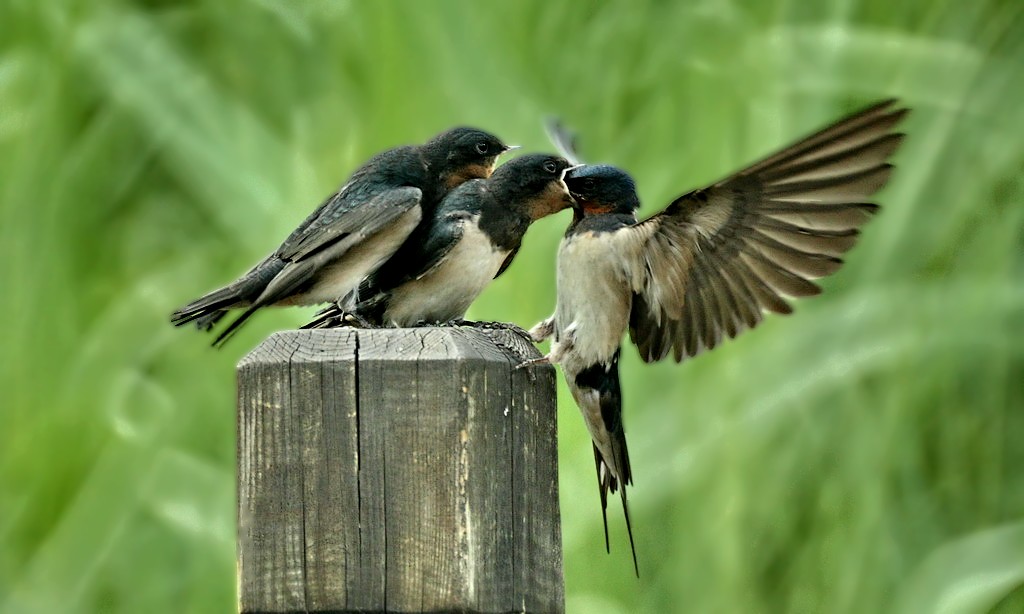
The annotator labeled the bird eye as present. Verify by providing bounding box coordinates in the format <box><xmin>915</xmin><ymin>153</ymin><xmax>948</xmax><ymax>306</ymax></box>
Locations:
<box><xmin>543</xmin><ymin>160</ymin><xmax>558</xmax><ymax>173</ymax></box>
<box><xmin>475</xmin><ymin>141</ymin><xmax>489</xmax><ymax>154</ymax></box>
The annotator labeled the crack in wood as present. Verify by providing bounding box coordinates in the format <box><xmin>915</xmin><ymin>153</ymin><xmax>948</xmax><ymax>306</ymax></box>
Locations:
<box><xmin>237</xmin><ymin>328</ymin><xmax>564</xmax><ymax>613</ymax></box>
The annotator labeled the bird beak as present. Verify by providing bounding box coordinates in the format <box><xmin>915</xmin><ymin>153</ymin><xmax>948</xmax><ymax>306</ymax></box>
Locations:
<box><xmin>503</xmin><ymin>144</ymin><xmax>521</xmax><ymax>152</ymax></box>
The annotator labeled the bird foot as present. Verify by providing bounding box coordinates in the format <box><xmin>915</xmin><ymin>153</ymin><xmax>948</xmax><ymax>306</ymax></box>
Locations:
<box><xmin>527</xmin><ymin>318</ymin><xmax>555</xmax><ymax>343</ymax></box>
<box><xmin>468</xmin><ymin>320</ymin><xmax>534</xmax><ymax>341</ymax></box>
<box><xmin>479</xmin><ymin>320</ymin><xmax>530</xmax><ymax>336</ymax></box>
<box><xmin>434</xmin><ymin>318</ymin><xmax>476</xmax><ymax>327</ymax></box>
<box><xmin>432</xmin><ymin>319</ymin><xmax>532</xmax><ymax>339</ymax></box>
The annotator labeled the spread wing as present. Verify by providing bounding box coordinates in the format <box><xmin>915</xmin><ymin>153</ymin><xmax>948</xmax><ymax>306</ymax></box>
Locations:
<box><xmin>623</xmin><ymin>99</ymin><xmax>908</xmax><ymax>362</ymax></box>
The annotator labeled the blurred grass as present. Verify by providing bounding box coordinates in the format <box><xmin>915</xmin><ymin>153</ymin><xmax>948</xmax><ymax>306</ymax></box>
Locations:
<box><xmin>1</xmin><ymin>0</ymin><xmax>1022</xmax><ymax>612</ymax></box>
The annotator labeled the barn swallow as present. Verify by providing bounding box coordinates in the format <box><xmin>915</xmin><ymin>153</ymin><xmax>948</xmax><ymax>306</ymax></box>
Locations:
<box><xmin>170</xmin><ymin>127</ymin><xmax>514</xmax><ymax>346</ymax></box>
<box><xmin>531</xmin><ymin>99</ymin><xmax>909</xmax><ymax>576</ymax></box>
<box><xmin>303</xmin><ymin>153</ymin><xmax>576</xmax><ymax>329</ymax></box>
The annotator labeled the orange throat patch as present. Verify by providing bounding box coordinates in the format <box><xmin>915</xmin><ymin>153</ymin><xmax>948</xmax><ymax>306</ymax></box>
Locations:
<box><xmin>443</xmin><ymin>161</ymin><xmax>494</xmax><ymax>189</ymax></box>
<box><xmin>527</xmin><ymin>181</ymin><xmax>574</xmax><ymax>220</ymax></box>
<box><xmin>577</xmin><ymin>200</ymin><xmax>616</xmax><ymax>215</ymax></box>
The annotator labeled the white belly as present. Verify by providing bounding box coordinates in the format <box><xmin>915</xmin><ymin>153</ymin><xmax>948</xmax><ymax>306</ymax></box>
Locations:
<box><xmin>385</xmin><ymin>218</ymin><xmax>507</xmax><ymax>326</ymax></box>
<box><xmin>554</xmin><ymin>232</ymin><xmax>633</xmax><ymax>368</ymax></box>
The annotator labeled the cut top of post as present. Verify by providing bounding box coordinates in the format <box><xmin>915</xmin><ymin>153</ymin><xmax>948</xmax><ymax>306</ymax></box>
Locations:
<box><xmin>236</xmin><ymin>327</ymin><xmax>564</xmax><ymax>614</ymax></box>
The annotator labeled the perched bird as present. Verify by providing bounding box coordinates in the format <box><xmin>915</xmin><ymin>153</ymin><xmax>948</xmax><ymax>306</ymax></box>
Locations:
<box><xmin>170</xmin><ymin>127</ymin><xmax>514</xmax><ymax>346</ymax></box>
<box><xmin>532</xmin><ymin>99</ymin><xmax>909</xmax><ymax>575</ymax></box>
<box><xmin>303</xmin><ymin>153</ymin><xmax>576</xmax><ymax>329</ymax></box>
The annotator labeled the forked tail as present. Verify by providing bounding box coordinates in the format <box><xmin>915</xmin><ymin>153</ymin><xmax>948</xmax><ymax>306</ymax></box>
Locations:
<box><xmin>575</xmin><ymin>351</ymin><xmax>639</xmax><ymax>576</ymax></box>
<box><xmin>170</xmin><ymin>256</ymin><xmax>285</xmax><ymax>345</ymax></box>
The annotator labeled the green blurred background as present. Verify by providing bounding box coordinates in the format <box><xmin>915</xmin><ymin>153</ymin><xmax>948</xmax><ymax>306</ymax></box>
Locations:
<box><xmin>2</xmin><ymin>0</ymin><xmax>1022</xmax><ymax>612</ymax></box>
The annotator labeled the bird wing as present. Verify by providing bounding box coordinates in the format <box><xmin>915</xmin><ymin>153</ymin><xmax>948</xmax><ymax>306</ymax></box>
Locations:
<box><xmin>355</xmin><ymin>209</ymin><xmax>468</xmax><ymax>300</ymax></box>
<box><xmin>493</xmin><ymin>245</ymin><xmax>520</xmax><ymax>279</ymax></box>
<box><xmin>277</xmin><ymin>183</ymin><xmax>423</xmax><ymax>263</ymax></box>
<box><xmin>302</xmin><ymin>213</ymin><xmax>467</xmax><ymax>328</ymax></box>
<box><xmin>619</xmin><ymin>99</ymin><xmax>908</xmax><ymax>362</ymax></box>
<box><xmin>212</xmin><ymin>186</ymin><xmax>423</xmax><ymax>346</ymax></box>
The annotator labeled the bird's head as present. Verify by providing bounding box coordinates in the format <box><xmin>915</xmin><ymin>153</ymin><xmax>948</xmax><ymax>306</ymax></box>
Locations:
<box><xmin>424</xmin><ymin>127</ymin><xmax>517</xmax><ymax>189</ymax></box>
<box><xmin>489</xmin><ymin>153</ymin><xmax>576</xmax><ymax>220</ymax></box>
<box><xmin>564</xmin><ymin>164</ymin><xmax>640</xmax><ymax>216</ymax></box>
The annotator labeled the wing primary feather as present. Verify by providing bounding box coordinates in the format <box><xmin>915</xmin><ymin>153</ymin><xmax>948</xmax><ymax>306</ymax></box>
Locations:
<box><xmin>682</xmin><ymin>287</ymin><xmax>702</xmax><ymax>358</ymax></box>
<box><xmin>743</xmin><ymin>228</ymin><xmax>845</xmax><ymax>278</ymax></box>
<box><xmin>738</xmin><ymin>251</ymin><xmax>822</xmax><ymax>298</ymax></box>
<box><xmin>687</xmin><ymin>283</ymin><xmax>707</xmax><ymax>357</ymax></box>
<box><xmin>672</xmin><ymin>316</ymin><xmax>686</xmax><ymax>362</ymax></box>
<box><xmin>759</xmin><ymin>202</ymin><xmax>878</xmax><ymax>232</ymax></box>
<box><xmin>763</xmin><ymin>164</ymin><xmax>894</xmax><ymax>203</ymax></box>
<box><xmin>696</xmin><ymin>259</ymin><xmax>726</xmax><ymax>346</ymax></box>
<box><xmin>762</xmin><ymin>133</ymin><xmax>905</xmax><ymax>186</ymax></box>
<box><xmin>687</xmin><ymin>256</ymin><xmax>727</xmax><ymax>351</ymax></box>
<box><xmin>701</xmin><ymin>244</ymin><xmax>765</xmax><ymax>328</ymax></box>
<box><xmin>705</xmin><ymin>265</ymin><xmax>744</xmax><ymax>339</ymax></box>
<box><xmin>755</xmin><ymin>219</ymin><xmax>860</xmax><ymax>257</ymax></box>
<box><xmin>730</xmin><ymin>258</ymin><xmax>793</xmax><ymax>315</ymax></box>
<box><xmin>736</xmin><ymin>101</ymin><xmax>906</xmax><ymax>178</ymax></box>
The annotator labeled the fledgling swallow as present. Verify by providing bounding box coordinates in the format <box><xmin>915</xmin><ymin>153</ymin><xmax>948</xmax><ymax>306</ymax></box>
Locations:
<box><xmin>303</xmin><ymin>154</ymin><xmax>576</xmax><ymax>328</ymax></box>
<box><xmin>531</xmin><ymin>99</ymin><xmax>910</xmax><ymax>576</ymax></box>
<box><xmin>170</xmin><ymin>127</ymin><xmax>515</xmax><ymax>346</ymax></box>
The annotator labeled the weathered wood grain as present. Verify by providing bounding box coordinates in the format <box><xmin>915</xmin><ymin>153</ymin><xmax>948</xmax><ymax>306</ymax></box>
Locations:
<box><xmin>237</xmin><ymin>327</ymin><xmax>563</xmax><ymax>613</ymax></box>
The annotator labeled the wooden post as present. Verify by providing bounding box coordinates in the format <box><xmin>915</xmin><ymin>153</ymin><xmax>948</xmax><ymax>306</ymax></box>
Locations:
<box><xmin>236</xmin><ymin>328</ymin><xmax>563</xmax><ymax>613</ymax></box>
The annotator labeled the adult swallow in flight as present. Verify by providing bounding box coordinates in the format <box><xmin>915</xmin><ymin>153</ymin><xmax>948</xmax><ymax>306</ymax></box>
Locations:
<box><xmin>532</xmin><ymin>99</ymin><xmax>909</xmax><ymax>575</ymax></box>
<box><xmin>303</xmin><ymin>153</ymin><xmax>576</xmax><ymax>329</ymax></box>
<box><xmin>170</xmin><ymin>127</ymin><xmax>514</xmax><ymax>346</ymax></box>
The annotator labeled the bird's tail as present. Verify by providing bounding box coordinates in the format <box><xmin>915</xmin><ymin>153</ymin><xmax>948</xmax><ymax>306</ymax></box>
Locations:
<box><xmin>593</xmin><ymin>444</ymin><xmax>638</xmax><ymax>577</ymax></box>
<box><xmin>170</xmin><ymin>256</ymin><xmax>284</xmax><ymax>341</ymax></box>
<box><xmin>572</xmin><ymin>351</ymin><xmax>638</xmax><ymax>577</ymax></box>
<box><xmin>170</xmin><ymin>285</ymin><xmax>244</xmax><ymax>331</ymax></box>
